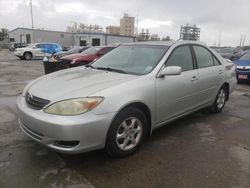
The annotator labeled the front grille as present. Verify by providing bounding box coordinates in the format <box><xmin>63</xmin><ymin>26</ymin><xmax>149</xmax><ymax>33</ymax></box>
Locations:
<box><xmin>237</xmin><ymin>68</ymin><xmax>250</xmax><ymax>71</ymax></box>
<box><xmin>60</xmin><ymin>58</ymin><xmax>71</xmax><ymax>65</ymax></box>
<box><xmin>25</xmin><ymin>92</ymin><xmax>50</xmax><ymax>110</ymax></box>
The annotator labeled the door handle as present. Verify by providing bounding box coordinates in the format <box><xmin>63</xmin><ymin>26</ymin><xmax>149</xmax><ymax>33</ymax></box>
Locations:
<box><xmin>191</xmin><ymin>75</ymin><xmax>198</xmax><ymax>81</ymax></box>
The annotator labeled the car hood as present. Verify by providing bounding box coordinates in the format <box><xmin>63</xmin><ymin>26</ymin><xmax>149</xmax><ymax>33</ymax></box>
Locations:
<box><xmin>234</xmin><ymin>60</ymin><xmax>250</xmax><ymax>66</ymax></box>
<box><xmin>27</xmin><ymin>67</ymin><xmax>137</xmax><ymax>101</ymax></box>
<box><xmin>61</xmin><ymin>53</ymin><xmax>93</xmax><ymax>60</ymax></box>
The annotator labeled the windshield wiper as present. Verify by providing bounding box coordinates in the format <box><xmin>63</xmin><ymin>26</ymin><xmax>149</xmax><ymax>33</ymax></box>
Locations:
<box><xmin>94</xmin><ymin>67</ymin><xmax>127</xmax><ymax>74</ymax></box>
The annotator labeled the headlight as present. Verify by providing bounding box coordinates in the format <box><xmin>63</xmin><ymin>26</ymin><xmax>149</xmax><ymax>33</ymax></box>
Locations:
<box><xmin>44</xmin><ymin>97</ymin><xmax>104</xmax><ymax>115</ymax></box>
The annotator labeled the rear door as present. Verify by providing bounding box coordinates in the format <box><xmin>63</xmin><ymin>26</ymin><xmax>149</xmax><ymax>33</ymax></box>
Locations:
<box><xmin>156</xmin><ymin>45</ymin><xmax>200</xmax><ymax>124</ymax></box>
<box><xmin>192</xmin><ymin>45</ymin><xmax>224</xmax><ymax>104</ymax></box>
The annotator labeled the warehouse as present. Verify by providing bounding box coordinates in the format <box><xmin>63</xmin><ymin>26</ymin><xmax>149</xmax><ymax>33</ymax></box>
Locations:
<box><xmin>8</xmin><ymin>27</ymin><xmax>136</xmax><ymax>49</ymax></box>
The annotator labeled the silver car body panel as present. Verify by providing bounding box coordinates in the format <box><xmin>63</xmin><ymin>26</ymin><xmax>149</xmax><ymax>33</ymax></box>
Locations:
<box><xmin>17</xmin><ymin>40</ymin><xmax>237</xmax><ymax>153</ymax></box>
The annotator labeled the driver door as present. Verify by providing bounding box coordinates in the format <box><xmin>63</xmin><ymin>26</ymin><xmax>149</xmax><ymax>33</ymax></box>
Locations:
<box><xmin>155</xmin><ymin>45</ymin><xmax>200</xmax><ymax>124</ymax></box>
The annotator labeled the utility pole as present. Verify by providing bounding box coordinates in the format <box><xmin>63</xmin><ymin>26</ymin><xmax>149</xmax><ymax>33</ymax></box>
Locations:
<box><xmin>218</xmin><ymin>31</ymin><xmax>221</xmax><ymax>47</ymax></box>
<box><xmin>136</xmin><ymin>14</ymin><xmax>139</xmax><ymax>37</ymax></box>
<box><xmin>30</xmin><ymin>0</ymin><xmax>34</xmax><ymax>29</ymax></box>
<box><xmin>242</xmin><ymin>35</ymin><xmax>246</xmax><ymax>48</ymax></box>
<box><xmin>240</xmin><ymin>34</ymin><xmax>243</xmax><ymax>47</ymax></box>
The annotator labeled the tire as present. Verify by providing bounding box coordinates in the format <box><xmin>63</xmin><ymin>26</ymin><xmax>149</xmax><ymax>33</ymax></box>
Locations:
<box><xmin>210</xmin><ymin>86</ymin><xmax>227</xmax><ymax>113</ymax></box>
<box><xmin>105</xmin><ymin>107</ymin><xmax>148</xmax><ymax>157</ymax></box>
<box><xmin>24</xmin><ymin>52</ymin><xmax>32</xmax><ymax>60</ymax></box>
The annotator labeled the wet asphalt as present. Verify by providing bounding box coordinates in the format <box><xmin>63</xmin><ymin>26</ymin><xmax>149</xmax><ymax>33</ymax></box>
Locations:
<box><xmin>0</xmin><ymin>49</ymin><xmax>250</xmax><ymax>188</ymax></box>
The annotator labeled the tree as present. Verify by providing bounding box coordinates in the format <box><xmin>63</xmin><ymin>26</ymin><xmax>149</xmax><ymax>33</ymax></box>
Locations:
<box><xmin>0</xmin><ymin>28</ymin><xmax>9</xmax><ymax>40</ymax></box>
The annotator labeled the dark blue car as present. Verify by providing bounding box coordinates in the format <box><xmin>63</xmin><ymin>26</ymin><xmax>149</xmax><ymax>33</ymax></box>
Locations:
<box><xmin>234</xmin><ymin>53</ymin><xmax>250</xmax><ymax>82</ymax></box>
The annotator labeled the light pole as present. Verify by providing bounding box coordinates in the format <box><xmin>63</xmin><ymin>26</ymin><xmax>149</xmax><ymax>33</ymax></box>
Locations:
<box><xmin>30</xmin><ymin>0</ymin><xmax>34</xmax><ymax>29</ymax></box>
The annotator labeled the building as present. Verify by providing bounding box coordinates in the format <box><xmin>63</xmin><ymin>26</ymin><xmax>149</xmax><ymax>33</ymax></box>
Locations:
<box><xmin>120</xmin><ymin>13</ymin><xmax>135</xmax><ymax>36</ymax></box>
<box><xmin>150</xmin><ymin>34</ymin><xmax>160</xmax><ymax>41</ymax></box>
<box><xmin>180</xmin><ymin>24</ymin><xmax>200</xmax><ymax>41</ymax></box>
<box><xmin>106</xmin><ymin>26</ymin><xmax>120</xmax><ymax>35</ymax></box>
<box><xmin>8</xmin><ymin>28</ymin><xmax>74</xmax><ymax>47</ymax></box>
<box><xmin>8</xmin><ymin>27</ymin><xmax>136</xmax><ymax>48</ymax></box>
<box><xmin>137</xmin><ymin>29</ymin><xmax>150</xmax><ymax>41</ymax></box>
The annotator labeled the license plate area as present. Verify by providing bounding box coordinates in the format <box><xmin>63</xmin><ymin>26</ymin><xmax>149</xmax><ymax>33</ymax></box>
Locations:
<box><xmin>238</xmin><ymin>74</ymin><xmax>248</xmax><ymax>79</ymax></box>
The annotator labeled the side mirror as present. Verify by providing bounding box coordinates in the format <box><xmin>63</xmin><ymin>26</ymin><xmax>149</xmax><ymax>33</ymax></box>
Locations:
<box><xmin>158</xmin><ymin>66</ymin><xmax>182</xmax><ymax>77</ymax></box>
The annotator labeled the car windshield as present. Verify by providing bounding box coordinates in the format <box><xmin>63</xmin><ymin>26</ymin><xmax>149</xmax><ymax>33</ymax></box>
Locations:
<box><xmin>81</xmin><ymin>47</ymin><xmax>101</xmax><ymax>55</ymax></box>
<box><xmin>239</xmin><ymin>53</ymin><xmax>250</xmax><ymax>61</ymax></box>
<box><xmin>92</xmin><ymin>45</ymin><xmax>169</xmax><ymax>75</ymax></box>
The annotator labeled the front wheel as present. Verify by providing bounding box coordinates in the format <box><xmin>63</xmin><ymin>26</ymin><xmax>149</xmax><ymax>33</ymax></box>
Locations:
<box><xmin>211</xmin><ymin>86</ymin><xmax>227</xmax><ymax>113</ymax></box>
<box><xmin>105</xmin><ymin>107</ymin><xmax>148</xmax><ymax>157</ymax></box>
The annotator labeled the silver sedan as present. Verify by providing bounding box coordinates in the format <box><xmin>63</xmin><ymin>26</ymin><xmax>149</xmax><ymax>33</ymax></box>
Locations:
<box><xmin>17</xmin><ymin>41</ymin><xmax>237</xmax><ymax>157</ymax></box>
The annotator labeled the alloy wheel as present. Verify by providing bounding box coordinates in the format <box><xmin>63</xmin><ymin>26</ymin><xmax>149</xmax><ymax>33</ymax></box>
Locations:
<box><xmin>116</xmin><ymin>117</ymin><xmax>143</xmax><ymax>151</ymax></box>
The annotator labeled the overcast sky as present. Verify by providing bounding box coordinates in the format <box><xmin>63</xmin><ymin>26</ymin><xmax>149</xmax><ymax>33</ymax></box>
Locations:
<box><xmin>0</xmin><ymin>0</ymin><xmax>249</xmax><ymax>46</ymax></box>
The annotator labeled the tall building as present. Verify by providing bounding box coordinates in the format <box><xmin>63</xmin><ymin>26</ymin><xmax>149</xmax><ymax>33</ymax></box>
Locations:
<box><xmin>106</xmin><ymin>26</ymin><xmax>120</xmax><ymax>35</ymax></box>
<box><xmin>180</xmin><ymin>24</ymin><xmax>200</xmax><ymax>41</ymax></box>
<box><xmin>120</xmin><ymin>13</ymin><xmax>135</xmax><ymax>36</ymax></box>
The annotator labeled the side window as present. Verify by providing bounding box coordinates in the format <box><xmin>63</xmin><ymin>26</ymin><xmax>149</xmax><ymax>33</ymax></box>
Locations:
<box><xmin>35</xmin><ymin>44</ymin><xmax>42</xmax><ymax>48</ymax></box>
<box><xmin>166</xmin><ymin>46</ymin><xmax>194</xmax><ymax>72</ymax></box>
<box><xmin>213</xmin><ymin>56</ymin><xmax>221</xmax><ymax>66</ymax></box>
<box><xmin>193</xmin><ymin>46</ymin><xmax>214</xmax><ymax>68</ymax></box>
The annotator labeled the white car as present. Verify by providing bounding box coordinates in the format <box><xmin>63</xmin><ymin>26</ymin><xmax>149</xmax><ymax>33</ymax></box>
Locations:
<box><xmin>14</xmin><ymin>42</ymin><xmax>62</xmax><ymax>60</ymax></box>
<box><xmin>17</xmin><ymin>41</ymin><xmax>237</xmax><ymax>157</ymax></box>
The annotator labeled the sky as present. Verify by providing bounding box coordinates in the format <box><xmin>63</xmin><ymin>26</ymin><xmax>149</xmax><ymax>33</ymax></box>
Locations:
<box><xmin>0</xmin><ymin>0</ymin><xmax>249</xmax><ymax>46</ymax></box>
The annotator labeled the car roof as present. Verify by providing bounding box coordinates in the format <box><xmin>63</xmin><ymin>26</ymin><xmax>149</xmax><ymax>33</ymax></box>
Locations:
<box><xmin>124</xmin><ymin>40</ymin><xmax>207</xmax><ymax>47</ymax></box>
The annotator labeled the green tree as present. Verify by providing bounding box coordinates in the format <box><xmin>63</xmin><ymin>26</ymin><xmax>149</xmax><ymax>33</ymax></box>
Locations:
<box><xmin>0</xmin><ymin>28</ymin><xmax>9</xmax><ymax>39</ymax></box>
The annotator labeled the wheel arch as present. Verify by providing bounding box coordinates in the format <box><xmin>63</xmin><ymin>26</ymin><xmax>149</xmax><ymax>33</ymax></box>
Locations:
<box><xmin>110</xmin><ymin>102</ymin><xmax>152</xmax><ymax>137</ymax></box>
<box><xmin>24</xmin><ymin>51</ymin><xmax>33</xmax><ymax>58</ymax></box>
<box><xmin>222</xmin><ymin>82</ymin><xmax>229</xmax><ymax>101</ymax></box>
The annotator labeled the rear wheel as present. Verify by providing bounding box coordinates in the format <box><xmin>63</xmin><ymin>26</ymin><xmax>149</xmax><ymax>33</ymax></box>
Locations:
<box><xmin>211</xmin><ymin>86</ymin><xmax>227</xmax><ymax>113</ymax></box>
<box><xmin>105</xmin><ymin>107</ymin><xmax>148</xmax><ymax>157</ymax></box>
<box><xmin>24</xmin><ymin>52</ymin><xmax>32</xmax><ymax>60</ymax></box>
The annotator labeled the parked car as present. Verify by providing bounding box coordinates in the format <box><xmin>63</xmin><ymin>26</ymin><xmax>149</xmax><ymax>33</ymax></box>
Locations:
<box><xmin>215</xmin><ymin>47</ymin><xmax>243</xmax><ymax>60</ymax></box>
<box><xmin>14</xmin><ymin>42</ymin><xmax>62</xmax><ymax>60</ymax></box>
<box><xmin>53</xmin><ymin>46</ymin><xmax>89</xmax><ymax>59</ymax></box>
<box><xmin>9</xmin><ymin>42</ymin><xmax>28</xmax><ymax>51</ymax></box>
<box><xmin>234</xmin><ymin>52</ymin><xmax>250</xmax><ymax>82</ymax></box>
<box><xmin>17</xmin><ymin>41</ymin><xmax>236</xmax><ymax>157</ymax></box>
<box><xmin>60</xmin><ymin>46</ymin><xmax>115</xmax><ymax>68</ymax></box>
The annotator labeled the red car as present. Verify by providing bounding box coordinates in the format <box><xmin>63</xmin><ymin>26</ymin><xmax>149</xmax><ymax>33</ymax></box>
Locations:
<box><xmin>60</xmin><ymin>46</ymin><xmax>116</xmax><ymax>69</ymax></box>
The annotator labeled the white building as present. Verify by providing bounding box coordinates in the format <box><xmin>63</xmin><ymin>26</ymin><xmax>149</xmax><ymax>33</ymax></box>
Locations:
<box><xmin>120</xmin><ymin>14</ymin><xmax>135</xmax><ymax>36</ymax></box>
<box><xmin>9</xmin><ymin>27</ymin><xmax>136</xmax><ymax>48</ymax></box>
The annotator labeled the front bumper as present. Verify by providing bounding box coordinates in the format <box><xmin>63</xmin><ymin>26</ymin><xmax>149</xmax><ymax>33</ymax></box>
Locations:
<box><xmin>17</xmin><ymin>96</ymin><xmax>116</xmax><ymax>154</ymax></box>
<box><xmin>14</xmin><ymin>51</ymin><xmax>23</xmax><ymax>57</ymax></box>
